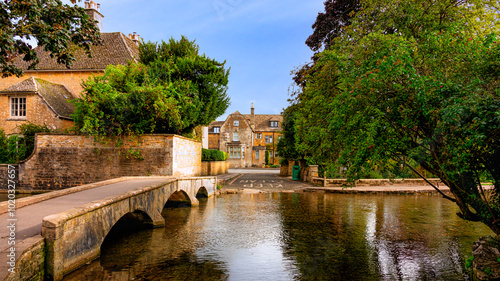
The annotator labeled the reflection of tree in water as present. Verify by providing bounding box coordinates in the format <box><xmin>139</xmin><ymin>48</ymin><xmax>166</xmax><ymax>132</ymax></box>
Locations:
<box><xmin>277</xmin><ymin>193</ymin><xmax>489</xmax><ymax>280</ymax></box>
<box><xmin>134</xmin><ymin>251</ymin><xmax>228</xmax><ymax>281</ymax></box>
<box><xmin>278</xmin><ymin>193</ymin><xmax>379</xmax><ymax>280</ymax></box>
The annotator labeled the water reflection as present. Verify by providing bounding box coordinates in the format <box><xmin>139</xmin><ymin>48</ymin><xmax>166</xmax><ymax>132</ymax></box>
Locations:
<box><xmin>64</xmin><ymin>193</ymin><xmax>492</xmax><ymax>281</ymax></box>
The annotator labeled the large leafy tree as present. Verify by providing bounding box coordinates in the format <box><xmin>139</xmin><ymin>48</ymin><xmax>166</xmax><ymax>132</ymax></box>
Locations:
<box><xmin>72</xmin><ymin>36</ymin><xmax>230</xmax><ymax>136</ymax></box>
<box><xmin>0</xmin><ymin>0</ymin><xmax>101</xmax><ymax>77</ymax></box>
<box><xmin>286</xmin><ymin>0</ymin><xmax>500</xmax><ymax>234</ymax></box>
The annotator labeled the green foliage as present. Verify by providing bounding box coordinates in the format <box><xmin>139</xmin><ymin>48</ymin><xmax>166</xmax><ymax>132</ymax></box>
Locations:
<box><xmin>72</xmin><ymin>36</ymin><xmax>230</xmax><ymax>136</ymax></box>
<box><xmin>286</xmin><ymin>0</ymin><xmax>500</xmax><ymax>234</ymax></box>
<box><xmin>277</xmin><ymin>105</ymin><xmax>300</xmax><ymax>161</ymax></box>
<box><xmin>0</xmin><ymin>0</ymin><xmax>101</xmax><ymax>77</ymax></box>
<box><xmin>202</xmin><ymin>148</ymin><xmax>228</xmax><ymax>161</ymax></box>
<box><xmin>0</xmin><ymin>124</ymin><xmax>50</xmax><ymax>164</ymax></box>
<box><xmin>0</xmin><ymin>131</ymin><xmax>26</xmax><ymax>164</ymax></box>
<box><xmin>265</xmin><ymin>151</ymin><xmax>270</xmax><ymax>165</ymax></box>
<box><xmin>18</xmin><ymin>123</ymin><xmax>51</xmax><ymax>160</ymax></box>
<box><xmin>465</xmin><ymin>256</ymin><xmax>474</xmax><ymax>269</ymax></box>
<box><xmin>269</xmin><ymin>164</ymin><xmax>280</xmax><ymax>168</ymax></box>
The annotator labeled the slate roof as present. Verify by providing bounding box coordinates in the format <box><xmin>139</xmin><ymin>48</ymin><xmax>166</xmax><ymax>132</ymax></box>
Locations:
<box><xmin>208</xmin><ymin>121</ymin><xmax>224</xmax><ymax>133</ymax></box>
<box><xmin>243</xmin><ymin>114</ymin><xmax>283</xmax><ymax>132</ymax></box>
<box><xmin>13</xmin><ymin>32</ymin><xmax>139</xmax><ymax>71</ymax></box>
<box><xmin>208</xmin><ymin>112</ymin><xmax>283</xmax><ymax>133</ymax></box>
<box><xmin>0</xmin><ymin>77</ymin><xmax>76</xmax><ymax>119</ymax></box>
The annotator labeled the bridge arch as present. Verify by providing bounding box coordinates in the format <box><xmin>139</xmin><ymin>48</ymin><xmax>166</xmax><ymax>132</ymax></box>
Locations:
<box><xmin>196</xmin><ymin>186</ymin><xmax>209</xmax><ymax>198</ymax></box>
<box><xmin>43</xmin><ymin>177</ymin><xmax>216</xmax><ymax>280</ymax></box>
<box><xmin>164</xmin><ymin>190</ymin><xmax>193</xmax><ymax>208</ymax></box>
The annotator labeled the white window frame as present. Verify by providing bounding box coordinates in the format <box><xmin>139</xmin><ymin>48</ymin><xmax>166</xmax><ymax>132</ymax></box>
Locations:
<box><xmin>234</xmin><ymin>120</ymin><xmax>239</xmax><ymax>127</ymax></box>
<box><xmin>265</xmin><ymin>136</ymin><xmax>273</xmax><ymax>144</ymax></box>
<box><xmin>255</xmin><ymin>150</ymin><xmax>260</xmax><ymax>159</ymax></box>
<box><xmin>10</xmin><ymin>96</ymin><xmax>27</xmax><ymax>118</ymax></box>
<box><xmin>233</xmin><ymin>132</ymin><xmax>239</xmax><ymax>142</ymax></box>
<box><xmin>229</xmin><ymin>147</ymin><xmax>241</xmax><ymax>158</ymax></box>
<box><xmin>256</xmin><ymin>133</ymin><xmax>262</xmax><ymax>139</ymax></box>
<box><xmin>213</xmin><ymin>126</ymin><xmax>220</xmax><ymax>133</ymax></box>
<box><xmin>270</xmin><ymin>121</ymin><xmax>278</xmax><ymax>128</ymax></box>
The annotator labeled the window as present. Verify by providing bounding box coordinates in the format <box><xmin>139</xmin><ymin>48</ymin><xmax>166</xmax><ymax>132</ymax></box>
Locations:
<box><xmin>256</xmin><ymin>133</ymin><xmax>262</xmax><ymax>139</ymax></box>
<box><xmin>229</xmin><ymin>147</ymin><xmax>241</xmax><ymax>158</ymax></box>
<box><xmin>213</xmin><ymin>126</ymin><xmax>220</xmax><ymax>133</ymax></box>
<box><xmin>255</xmin><ymin>150</ymin><xmax>260</xmax><ymax>159</ymax></box>
<box><xmin>242</xmin><ymin>147</ymin><xmax>245</xmax><ymax>158</ymax></box>
<box><xmin>233</xmin><ymin>132</ymin><xmax>239</xmax><ymax>142</ymax></box>
<box><xmin>265</xmin><ymin>136</ymin><xmax>273</xmax><ymax>144</ymax></box>
<box><xmin>270</xmin><ymin>121</ymin><xmax>278</xmax><ymax>128</ymax></box>
<box><xmin>10</xmin><ymin>97</ymin><xmax>26</xmax><ymax>118</ymax></box>
<box><xmin>234</xmin><ymin>120</ymin><xmax>239</xmax><ymax>127</ymax></box>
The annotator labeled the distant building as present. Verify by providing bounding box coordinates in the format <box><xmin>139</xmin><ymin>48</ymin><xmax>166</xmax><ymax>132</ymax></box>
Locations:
<box><xmin>208</xmin><ymin>104</ymin><xmax>282</xmax><ymax>168</ymax></box>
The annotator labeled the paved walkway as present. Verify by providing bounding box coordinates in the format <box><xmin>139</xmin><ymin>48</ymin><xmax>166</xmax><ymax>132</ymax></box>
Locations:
<box><xmin>221</xmin><ymin>170</ymin><xmax>463</xmax><ymax>195</ymax></box>
<box><xmin>0</xmin><ymin>177</ymin><xmax>175</xmax><ymax>280</ymax></box>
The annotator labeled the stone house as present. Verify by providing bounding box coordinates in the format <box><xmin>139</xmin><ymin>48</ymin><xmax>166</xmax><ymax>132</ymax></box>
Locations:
<box><xmin>208</xmin><ymin>104</ymin><xmax>282</xmax><ymax>168</ymax></box>
<box><xmin>0</xmin><ymin>1</ymin><xmax>139</xmax><ymax>135</ymax></box>
<box><xmin>0</xmin><ymin>77</ymin><xmax>75</xmax><ymax>135</ymax></box>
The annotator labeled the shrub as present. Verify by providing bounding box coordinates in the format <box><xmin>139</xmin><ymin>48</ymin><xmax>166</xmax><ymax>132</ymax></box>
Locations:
<box><xmin>0</xmin><ymin>124</ymin><xmax>51</xmax><ymax>164</ymax></box>
<box><xmin>265</xmin><ymin>151</ymin><xmax>270</xmax><ymax>165</ymax></box>
<box><xmin>202</xmin><ymin>148</ymin><xmax>228</xmax><ymax>161</ymax></box>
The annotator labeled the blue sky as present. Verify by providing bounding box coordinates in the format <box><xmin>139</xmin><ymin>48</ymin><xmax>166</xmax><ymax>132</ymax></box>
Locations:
<box><xmin>72</xmin><ymin>0</ymin><xmax>325</xmax><ymax>120</ymax></box>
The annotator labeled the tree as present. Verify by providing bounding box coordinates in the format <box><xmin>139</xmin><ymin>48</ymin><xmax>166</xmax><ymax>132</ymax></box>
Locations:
<box><xmin>305</xmin><ymin>0</ymin><xmax>361</xmax><ymax>52</ymax></box>
<box><xmin>72</xmin><ymin>36</ymin><xmax>230</xmax><ymax>136</ymax></box>
<box><xmin>287</xmin><ymin>0</ymin><xmax>500</xmax><ymax>234</ymax></box>
<box><xmin>277</xmin><ymin>104</ymin><xmax>300</xmax><ymax>161</ymax></box>
<box><xmin>0</xmin><ymin>0</ymin><xmax>101</xmax><ymax>77</ymax></box>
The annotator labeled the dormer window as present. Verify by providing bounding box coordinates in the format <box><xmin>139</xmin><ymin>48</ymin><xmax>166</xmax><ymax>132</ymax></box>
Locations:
<box><xmin>270</xmin><ymin>121</ymin><xmax>278</xmax><ymax>128</ymax></box>
<box><xmin>213</xmin><ymin>126</ymin><xmax>220</xmax><ymax>133</ymax></box>
<box><xmin>234</xmin><ymin>120</ymin><xmax>239</xmax><ymax>127</ymax></box>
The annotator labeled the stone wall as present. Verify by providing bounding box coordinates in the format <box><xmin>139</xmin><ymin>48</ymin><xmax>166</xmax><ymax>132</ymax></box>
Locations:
<box><xmin>3</xmin><ymin>236</ymin><xmax>45</xmax><ymax>281</ymax></box>
<box><xmin>310</xmin><ymin>177</ymin><xmax>443</xmax><ymax>187</ymax></box>
<box><xmin>280</xmin><ymin>160</ymin><xmax>294</xmax><ymax>177</ymax></box>
<box><xmin>0</xmin><ymin>164</ymin><xmax>18</xmax><ymax>189</ymax></box>
<box><xmin>11</xmin><ymin>134</ymin><xmax>201</xmax><ymax>190</ymax></box>
<box><xmin>172</xmin><ymin>136</ymin><xmax>202</xmax><ymax>177</ymax></box>
<box><xmin>201</xmin><ymin>161</ymin><xmax>229</xmax><ymax>176</ymax></box>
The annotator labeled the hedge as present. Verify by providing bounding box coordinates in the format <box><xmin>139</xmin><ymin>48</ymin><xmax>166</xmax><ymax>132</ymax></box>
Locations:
<box><xmin>202</xmin><ymin>148</ymin><xmax>228</xmax><ymax>161</ymax></box>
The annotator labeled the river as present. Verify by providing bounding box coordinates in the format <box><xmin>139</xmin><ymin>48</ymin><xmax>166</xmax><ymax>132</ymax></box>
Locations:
<box><xmin>63</xmin><ymin>192</ymin><xmax>492</xmax><ymax>281</ymax></box>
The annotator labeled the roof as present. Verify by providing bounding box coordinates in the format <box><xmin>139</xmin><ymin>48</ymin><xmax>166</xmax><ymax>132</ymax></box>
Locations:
<box><xmin>0</xmin><ymin>77</ymin><xmax>76</xmax><ymax>119</ymax></box>
<box><xmin>208</xmin><ymin>121</ymin><xmax>224</xmax><ymax>133</ymax></box>
<box><xmin>13</xmin><ymin>32</ymin><xmax>139</xmax><ymax>71</ymax></box>
<box><xmin>208</xmin><ymin>112</ymin><xmax>283</xmax><ymax>133</ymax></box>
<box><xmin>243</xmin><ymin>114</ymin><xmax>283</xmax><ymax>132</ymax></box>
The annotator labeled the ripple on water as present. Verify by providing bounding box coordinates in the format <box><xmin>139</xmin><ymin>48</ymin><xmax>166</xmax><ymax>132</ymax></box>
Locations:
<box><xmin>64</xmin><ymin>193</ymin><xmax>491</xmax><ymax>281</ymax></box>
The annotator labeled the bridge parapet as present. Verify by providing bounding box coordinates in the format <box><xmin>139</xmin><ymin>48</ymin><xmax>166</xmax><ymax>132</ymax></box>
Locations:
<box><xmin>41</xmin><ymin>176</ymin><xmax>216</xmax><ymax>281</ymax></box>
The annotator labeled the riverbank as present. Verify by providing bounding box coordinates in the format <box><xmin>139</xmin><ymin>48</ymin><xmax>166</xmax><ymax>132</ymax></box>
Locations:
<box><xmin>220</xmin><ymin>171</ymin><xmax>494</xmax><ymax>196</ymax></box>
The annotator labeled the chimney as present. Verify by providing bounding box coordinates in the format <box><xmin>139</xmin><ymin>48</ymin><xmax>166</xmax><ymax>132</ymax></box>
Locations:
<box><xmin>128</xmin><ymin>32</ymin><xmax>141</xmax><ymax>46</ymax></box>
<box><xmin>250</xmin><ymin>103</ymin><xmax>255</xmax><ymax>129</ymax></box>
<box><xmin>84</xmin><ymin>1</ymin><xmax>104</xmax><ymax>31</ymax></box>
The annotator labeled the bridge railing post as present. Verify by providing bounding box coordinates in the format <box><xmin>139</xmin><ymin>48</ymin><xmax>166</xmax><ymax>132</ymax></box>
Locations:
<box><xmin>42</xmin><ymin>216</ymin><xmax>65</xmax><ymax>281</ymax></box>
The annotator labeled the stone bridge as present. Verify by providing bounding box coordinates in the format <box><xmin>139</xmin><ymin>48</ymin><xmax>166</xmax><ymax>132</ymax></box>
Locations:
<box><xmin>37</xmin><ymin>177</ymin><xmax>216</xmax><ymax>281</ymax></box>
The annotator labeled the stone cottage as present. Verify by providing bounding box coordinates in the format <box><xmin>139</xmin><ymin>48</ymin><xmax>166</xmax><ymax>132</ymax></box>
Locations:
<box><xmin>0</xmin><ymin>77</ymin><xmax>75</xmax><ymax>134</ymax></box>
<box><xmin>0</xmin><ymin>1</ymin><xmax>140</xmax><ymax>135</ymax></box>
<box><xmin>208</xmin><ymin>104</ymin><xmax>282</xmax><ymax>168</ymax></box>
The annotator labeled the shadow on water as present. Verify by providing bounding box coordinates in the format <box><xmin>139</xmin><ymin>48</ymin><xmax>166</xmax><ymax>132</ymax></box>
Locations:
<box><xmin>63</xmin><ymin>197</ymin><xmax>228</xmax><ymax>281</ymax></box>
